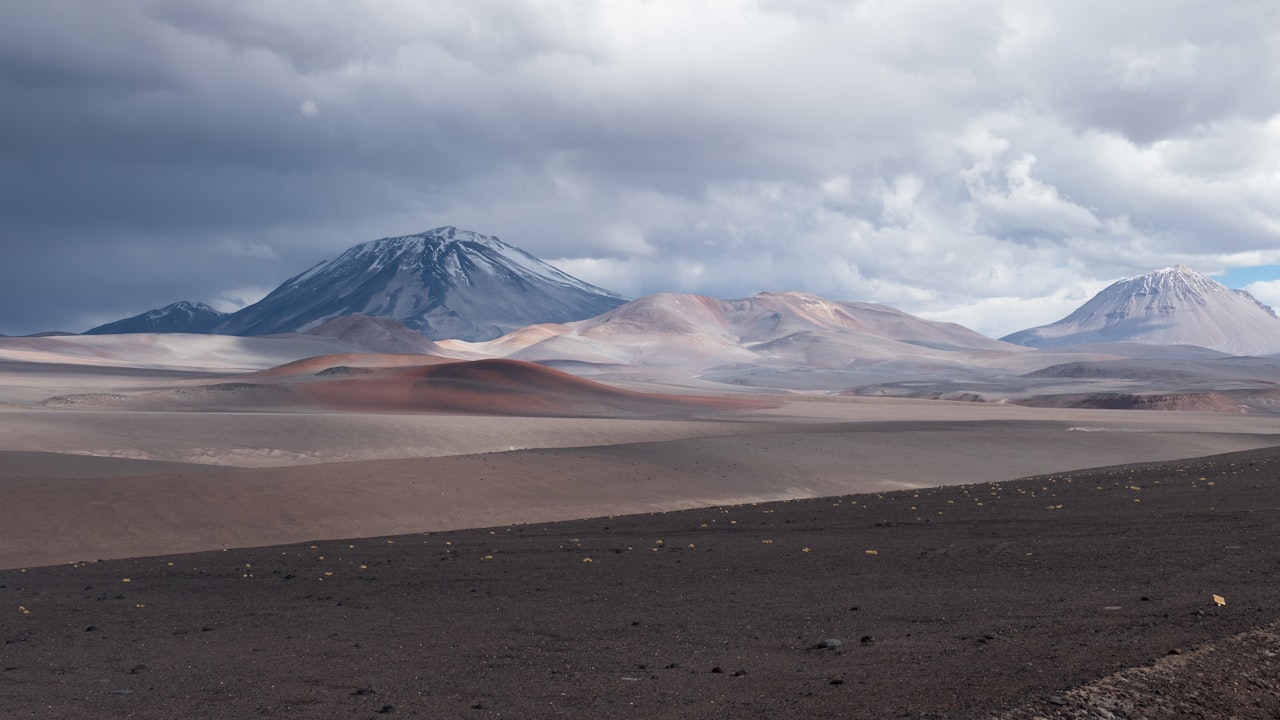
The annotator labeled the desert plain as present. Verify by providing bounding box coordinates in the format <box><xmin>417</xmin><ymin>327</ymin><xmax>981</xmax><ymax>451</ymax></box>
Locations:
<box><xmin>3</xmin><ymin>333</ymin><xmax>1280</xmax><ymax>718</ymax></box>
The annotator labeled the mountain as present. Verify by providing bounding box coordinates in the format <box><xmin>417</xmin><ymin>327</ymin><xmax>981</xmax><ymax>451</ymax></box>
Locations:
<box><xmin>1002</xmin><ymin>265</ymin><xmax>1280</xmax><ymax>356</ymax></box>
<box><xmin>85</xmin><ymin>301</ymin><xmax>228</xmax><ymax>335</ymax></box>
<box><xmin>302</xmin><ymin>314</ymin><xmax>445</xmax><ymax>355</ymax></box>
<box><xmin>448</xmin><ymin>291</ymin><xmax>1021</xmax><ymax>372</ymax></box>
<box><xmin>216</xmin><ymin>226</ymin><xmax>628</xmax><ymax>341</ymax></box>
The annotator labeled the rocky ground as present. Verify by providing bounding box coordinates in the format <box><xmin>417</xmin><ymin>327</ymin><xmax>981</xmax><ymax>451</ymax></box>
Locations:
<box><xmin>3</xmin><ymin>447</ymin><xmax>1280</xmax><ymax>719</ymax></box>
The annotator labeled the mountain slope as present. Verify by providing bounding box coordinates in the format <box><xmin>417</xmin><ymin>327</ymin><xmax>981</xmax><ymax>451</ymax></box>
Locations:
<box><xmin>85</xmin><ymin>301</ymin><xmax>228</xmax><ymax>335</ymax></box>
<box><xmin>216</xmin><ymin>226</ymin><xmax>627</xmax><ymax>341</ymax></box>
<box><xmin>1002</xmin><ymin>265</ymin><xmax>1280</xmax><ymax>356</ymax></box>
<box><xmin>302</xmin><ymin>314</ymin><xmax>444</xmax><ymax>355</ymax></box>
<box><xmin>449</xmin><ymin>291</ymin><xmax>1022</xmax><ymax>371</ymax></box>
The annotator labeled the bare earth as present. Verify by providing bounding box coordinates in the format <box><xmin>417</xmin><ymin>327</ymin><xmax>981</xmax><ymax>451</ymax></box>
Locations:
<box><xmin>3</xmin><ymin>352</ymin><xmax>1280</xmax><ymax>717</ymax></box>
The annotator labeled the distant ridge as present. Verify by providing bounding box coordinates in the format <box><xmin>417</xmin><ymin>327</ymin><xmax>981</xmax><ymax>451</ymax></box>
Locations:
<box><xmin>451</xmin><ymin>290</ymin><xmax>1020</xmax><ymax>371</ymax></box>
<box><xmin>216</xmin><ymin>226</ymin><xmax>628</xmax><ymax>341</ymax></box>
<box><xmin>85</xmin><ymin>301</ymin><xmax>228</xmax><ymax>335</ymax></box>
<box><xmin>1002</xmin><ymin>265</ymin><xmax>1280</xmax><ymax>356</ymax></box>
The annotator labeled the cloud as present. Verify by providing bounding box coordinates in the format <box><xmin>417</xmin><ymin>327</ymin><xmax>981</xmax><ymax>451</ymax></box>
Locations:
<box><xmin>1244</xmin><ymin>280</ymin><xmax>1280</xmax><ymax>313</ymax></box>
<box><xmin>1</xmin><ymin>0</ymin><xmax>1278</xmax><ymax>337</ymax></box>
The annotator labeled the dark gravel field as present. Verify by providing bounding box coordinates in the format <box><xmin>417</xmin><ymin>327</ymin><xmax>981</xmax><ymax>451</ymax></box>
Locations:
<box><xmin>4</xmin><ymin>447</ymin><xmax>1280</xmax><ymax>719</ymax></box>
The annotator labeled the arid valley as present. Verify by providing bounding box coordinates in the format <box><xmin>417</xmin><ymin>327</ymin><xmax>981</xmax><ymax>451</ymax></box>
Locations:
<box><xmin>4</xmin><ymin>322</ymin><xmax>1280</xmax><ymax>718</ymax></box>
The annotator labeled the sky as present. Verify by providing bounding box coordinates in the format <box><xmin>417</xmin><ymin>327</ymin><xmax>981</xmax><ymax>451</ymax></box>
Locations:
<box><xmin>2</xmin><ymin>1</ymin><xmax>1279</xmax><ymax>337</ymax></box>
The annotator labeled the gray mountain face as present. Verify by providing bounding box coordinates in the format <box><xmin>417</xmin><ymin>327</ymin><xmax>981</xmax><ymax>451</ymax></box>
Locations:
<box><xmin>216</xmin><ymin>227</ymin><xmax>628</xmax><ymax>341</ymax></box>
<box><xmin>85</xmin><ymin>301</ymin><xmax>228</xmax><ymax>335</ymax></box>
<box><xmin>1002</xmin><ymin>265</ymin><xmax>1280</xmax><ymax>356</ymax></box>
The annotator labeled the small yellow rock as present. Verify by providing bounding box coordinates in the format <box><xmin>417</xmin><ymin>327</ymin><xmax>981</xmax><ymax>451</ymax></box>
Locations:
<box><xmin>582</xmin><ymin>557</ymin><xmax>593</xmax><ymax>563</ymax></box>
<box><xmin>865</xmin><ymin>550</ymin><xmax>879</xmax><ymax>555</ymax></box>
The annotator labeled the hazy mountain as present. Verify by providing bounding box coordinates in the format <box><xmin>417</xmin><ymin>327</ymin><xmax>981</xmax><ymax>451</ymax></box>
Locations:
<box><xmin>85</xmin><ymin>301</ymin><xmax>228</xmax><ymax>335</ymax></box>
<box><xmin>449</xmin><ymin>290</ymin><xmax>1021</xmax><ymax>371</ymax></box>
<box><xmin>302</xmin><ymin>314</ymin><xmax>445</xmax><ymax>355</ymax></box>
<box><xmin>1002</xmin><ymin>265</ymin><xmax>1280</xmax><ymax>356</ymax></box>
<box><xmin>216</xmin><ymin>226</ymin><xmax>628</xmax><ymax>341</ymax></box>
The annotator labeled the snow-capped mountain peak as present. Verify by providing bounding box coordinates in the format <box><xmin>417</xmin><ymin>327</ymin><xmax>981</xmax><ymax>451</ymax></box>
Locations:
<box><xmin>217</xmin><ymin>227</ymin><xmax>628</xmax><ymax>341</ymax></box>
<box><xmin>85</xmin><ymin>300</ymin><xmax>228</xmax><ymax>335</ymax></box>
<box><xmin>1002</xmin><ymin>265</ymin><xmax>1280</xmax><ymax>354</ymax></box>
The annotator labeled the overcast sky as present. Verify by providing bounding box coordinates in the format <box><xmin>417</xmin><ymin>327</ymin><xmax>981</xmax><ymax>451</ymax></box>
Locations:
<box><xmin>3</xmin><ymin>1</ymin><xmax>1279</xmax><ymax>337</ymax></box>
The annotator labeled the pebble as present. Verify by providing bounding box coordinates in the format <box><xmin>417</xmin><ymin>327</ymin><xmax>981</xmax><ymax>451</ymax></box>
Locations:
<box><xmin>814</xmin><ymin>638</ymin><xmax>842</xmax><ymax>649</ymax></box>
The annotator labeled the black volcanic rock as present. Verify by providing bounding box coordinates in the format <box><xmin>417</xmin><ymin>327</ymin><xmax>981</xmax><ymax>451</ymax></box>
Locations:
<box><xmin>216</xmin><ymin>226</ymin><xmax>628</xmax><ymax>341</ymax></box>
<box><xmin>1002</xmin><ymin>265</ymin><xmax>1280</xmax><ymax>355</ymax></box>
<box><xmin>85</xmin><ymin>301</ymin><xmax>227</xmax><ymax>335</ymax></box>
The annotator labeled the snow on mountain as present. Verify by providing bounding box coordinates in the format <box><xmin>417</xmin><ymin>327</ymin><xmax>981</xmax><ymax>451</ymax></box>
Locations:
<box><xmin>216</xmin><ymin>226</ymin><xmax>628</xmax><ymax>341</ymax></box>
<box><xmin>85</xmin><ymin>301</ymin><xmax>228</xmax><ymax>335</ymax></box>
<box><xmin>447</xmin><ymin>290</ymin><xmax>1023</xmax><ymax>371</ymax></box>
<box><xmin>1002</xmin><ymin>265</ymin><xmax>1280</xmax><ymax>356</ymax></box>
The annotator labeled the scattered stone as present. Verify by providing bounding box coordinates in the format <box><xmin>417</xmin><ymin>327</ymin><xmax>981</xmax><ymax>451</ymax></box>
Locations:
<box><xmin>710</xmin><ymin>666</ymin><xmax>723</xmax><ymax>673</ymax></box>
<box><xmin>732</xmin><ymin>669</ymin><xmax>748</xmax><ymax>677</ymax></box>
<box><xmin>376</xmin><ymin>705</ymin><xmax>393</xmax><ymax>714</ymax></box>
<box><xmin>108</xmin><ymin>689</ymin><xmax>133</xmax><ymax>696</ymax></box>
<box><xmin>860</xmin><ymin>635</ymin><xmax>875</xmax><ymax>645</ymax></box>
<box><xmin>814</xmin><ymin>638</ymin><xmax>842</xmax><ymax>649</ymax></box>
<box><xmin>1047</xmin><ymin>695</ymin><xmax>1068</xmax><ymax>706</ymax></box>
<box><xmin>84</xmin><ymin>626</ymin><xmax>100</xmax><ymax>632</ymax></box>
<box><xmin>829</xmin><ymin>679</ymin><xmax>845</xmax><ymax>685</ymax></box>
<box><xmin>129</xmin><ymin>664</ymin><xmax>146</xmax><ymax>675</ymax></box>
<box><xmin>352</xmin><ymin>686</ymin><xmax>374</xmax><ymax>696</ymax></box>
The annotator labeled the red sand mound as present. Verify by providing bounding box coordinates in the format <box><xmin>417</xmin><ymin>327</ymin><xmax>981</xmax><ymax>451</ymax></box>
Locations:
<box><xmin>242</xmin><ymin>353</ymin><xmax>454</xmax><ymax>379</ymax></box>
<box><xmin>295</xmin><ymin>358</ymin><xmax>770</xmax><ymax>417</ymax></box>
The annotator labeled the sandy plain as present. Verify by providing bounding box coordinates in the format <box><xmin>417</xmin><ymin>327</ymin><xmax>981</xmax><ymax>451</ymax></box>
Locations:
<box><xmin>4</xmin><ymin>377</ymin><xmax>1280</xmax><ymax>570</ymax></box>
<box><xmin>3</xmin><ymin>343</ymin><xmax>1280</xmax><ymax>717</ymax></box>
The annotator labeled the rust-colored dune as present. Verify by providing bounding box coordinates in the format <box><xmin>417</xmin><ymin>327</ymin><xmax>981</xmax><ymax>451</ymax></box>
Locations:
<box><xmin>294</xmin><ymin>358</ymin><xmax>770</xmax><ymax>417</ymax></box>
<box><xmin>240</xmin><ymin>352</ymin><xmax>455</xmax><ymax>379</ymax></box>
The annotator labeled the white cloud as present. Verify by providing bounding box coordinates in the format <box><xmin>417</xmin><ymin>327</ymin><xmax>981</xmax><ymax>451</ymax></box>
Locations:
<box><xmin>210</xmin><ymin>286</ymin><xmax>272</xmax><ymax>313</ymax></box>
<box><xmin>3</xmin><ymin>0</ymin><xmax>1280</xmax><ymax>337</ymax></box>
<box><xmin>1244</xmin><ymin>280</ymin><xmax>1280</xmax><ymax>313</ymax></box>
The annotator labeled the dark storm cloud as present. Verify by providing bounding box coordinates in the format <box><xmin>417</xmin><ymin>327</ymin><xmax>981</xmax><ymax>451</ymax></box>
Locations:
<box><xmin>1</xmin><ymin>0</ymin><xmax>1278</xmax><ymax>336</ymax></box>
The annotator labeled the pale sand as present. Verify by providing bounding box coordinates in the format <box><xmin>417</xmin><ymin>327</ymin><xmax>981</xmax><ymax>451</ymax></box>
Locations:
<box><xmin>5</xmin><ymin>351</ymin><xmax>1280</xmax><ymax>570</ymax></box>
<box><xmin>3</xmin><ymin>406</ymin><xmax>1278</xmax><ymax>569</ymax></box>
